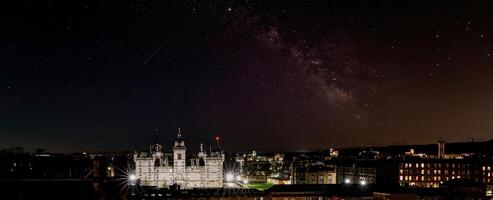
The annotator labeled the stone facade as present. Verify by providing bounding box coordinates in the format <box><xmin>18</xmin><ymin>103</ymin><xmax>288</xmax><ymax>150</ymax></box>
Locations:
<box><xmin>134</xmin><ymin>132</ymin><xmax>224</xmax><ymax>189</ymax></box>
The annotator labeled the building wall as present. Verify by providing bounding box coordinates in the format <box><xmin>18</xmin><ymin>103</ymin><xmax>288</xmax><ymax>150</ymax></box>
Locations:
<box><xmin>135</xmin><ymin>155</ymin><xmax>224</xmax><ymax>188</ymax></box>
<box><xmin>373</xmin><ymin>192</ymin><xmax>418</xmax><ymax>200</ymax></box>
<box><xmin>399</xmin><ymin>159</ymin><xmax>492</xmax><ymax>188</ymax></box>
<box><xmin>134</xmin><ymin>139</ymin><xmax>224</xmax><ymax>189</ymax></box>
<box><xmin>336</xmin><ymin>164</ymin><xmax>377</xmax><ymax>184</ymax></box>
<box><xmin>304</xmin><ymin>171</ymin><xmax>336</xmax><ymax>184</ymax></box>
<box><xmin>336</xmin><ymin>159</ymin><xmax>399</xmax><ymax>186</ymax></box>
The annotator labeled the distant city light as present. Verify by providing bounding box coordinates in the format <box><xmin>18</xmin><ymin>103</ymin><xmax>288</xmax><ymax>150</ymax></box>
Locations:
<box><xmin>344</xmin><ymin>178</ymin><xmax>351</xmax><ymax>184</ymax></box>
<box><xmin>359</xmin><ymin>180</ymin><xmax>367</xmax><ymax>186</ymax></box>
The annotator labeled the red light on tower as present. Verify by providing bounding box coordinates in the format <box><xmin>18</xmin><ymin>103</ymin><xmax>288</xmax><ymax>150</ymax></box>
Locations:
<box><xmin>215</xmin><ymin>135</ymin><xmax>222</xmax><ymax>150</ymax></box>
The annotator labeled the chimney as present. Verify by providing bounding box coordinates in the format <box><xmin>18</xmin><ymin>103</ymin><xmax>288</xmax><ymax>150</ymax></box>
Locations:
<box><xmin>438</xmin><ymin>141</ymin><xmax>445</xmax><ymax>159</ymax></box>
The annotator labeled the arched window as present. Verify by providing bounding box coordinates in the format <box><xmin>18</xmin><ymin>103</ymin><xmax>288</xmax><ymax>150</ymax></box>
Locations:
<box><xmin>178</xmin><ymin>153</ymin><xmax>182</xmax><ymax>159</ymax></box>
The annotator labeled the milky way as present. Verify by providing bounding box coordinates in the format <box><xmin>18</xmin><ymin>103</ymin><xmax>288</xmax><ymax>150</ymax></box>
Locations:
<box><xmin>2</xmin><ymin>1</ymin><xmax>493</xmax><ymax>152</ymax></box>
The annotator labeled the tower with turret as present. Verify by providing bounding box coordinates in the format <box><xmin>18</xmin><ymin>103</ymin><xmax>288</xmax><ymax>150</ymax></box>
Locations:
<box><xmin>173</xmin><ymin>128</ymin><xmax>186</xmax><ymax>186</ymax></box>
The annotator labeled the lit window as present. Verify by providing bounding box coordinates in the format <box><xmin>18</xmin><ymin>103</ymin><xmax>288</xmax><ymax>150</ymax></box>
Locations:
<box><xmin>421</xmin><ymin>163</ymin><xmax>425</xmax><ymax>168</ymax></box>
<box><xmin>400</xmin><ymin>176</ymin><xmax>403</xmax><ymax>181</ymax></box>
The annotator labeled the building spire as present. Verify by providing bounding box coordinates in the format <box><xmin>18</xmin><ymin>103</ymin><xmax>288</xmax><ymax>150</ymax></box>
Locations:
<box><xmin>173</xmin><ymin>127</ymin><xmax>186</xmax><ymax>148</ymax></box>
<box><xmin>155</xmin><ymin>128</ymin><xmax>159</xmax><ymax>144</ymax></box>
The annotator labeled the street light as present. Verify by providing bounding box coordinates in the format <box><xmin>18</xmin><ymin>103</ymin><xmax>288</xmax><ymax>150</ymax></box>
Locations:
<box><xmin>226</xmin><ymin>173</ymin><xmax>235</xmax><ymax>182</ymax></box>
<box><xmin>344</xmin><ymin>178</ymin><xmax>351</xmax><ymax>184</ymax></box>
<box><xmin>128</xmin><ymin>174</ymin><xmax>138</xmax><ymax>195</ymax></box>
<box><xmin>359</xmin><ymin>180</ymin><xmax>367</xmax><ymax>186</ymax></box>
<box><xmin>129</xmin><ymin>174</ymin><xmax>137</xmax><ymax>181</ymax></box>
<box><xmin>128</xmin><ymin>174</ymin><xmax>137</xmax><ymax>186</ymax></box>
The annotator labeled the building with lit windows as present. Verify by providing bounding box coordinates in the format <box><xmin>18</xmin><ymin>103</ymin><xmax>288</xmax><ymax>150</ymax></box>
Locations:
<box><xmin>133</xmin><ymin>130</ymin><xmax>224</xmax><ymax>189</ymax></box>
<box><xmin>398</xmin><ymin>158</ymin><xmax>493</xmax><ymax>188</ymax></box>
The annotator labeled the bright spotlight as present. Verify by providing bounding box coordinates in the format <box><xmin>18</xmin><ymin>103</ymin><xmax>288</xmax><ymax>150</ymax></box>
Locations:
<box><xmin>359</xmin><ymin>180</ymin><xmax>367</xmax><ymax>186</ymax></box>
<box><xmin>129</xmin><ymin>174</ymin><xmax>137</xmax><ymax>181</ymax></box>
<box><xmin>226</xmin><ymin>173</ymin><xmax>235</xmax><ymax>182</ymax></box>
<box><xmin>242</xmin><ymin>179</ymin><xmax>249</xmax><ymax>184</ymax></box>
<box><xmin>344</xmin><ymin>178</ymin><xmax>351</xmax><ymax>184</ymax></box>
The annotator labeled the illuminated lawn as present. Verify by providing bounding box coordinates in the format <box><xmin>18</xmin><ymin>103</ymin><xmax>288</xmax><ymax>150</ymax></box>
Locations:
<box><xmin>244</xmin><ymin>183</ymin><xmax>275</xmax><ymax>191</ymax></box>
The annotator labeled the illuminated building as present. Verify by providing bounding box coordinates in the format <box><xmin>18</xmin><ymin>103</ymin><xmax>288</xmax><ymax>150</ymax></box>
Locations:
<box><xmin>133</xmin><ymin>129</ymin><xmax>224</xmax><ymax>189</ymax></box>
<box><xmin>239</xmin><ymin>151</ymin><xmax>286</xmax><ymax>183</ymax></box>
<box><xmin>399</xmin><ymin>141</ymin><xmax>493</xmax><ymax>189</ymax></box>
<box><xmin>399</xmin><ymin>158</ymin><xmax>493</xmax><ymax>188</ymax></box>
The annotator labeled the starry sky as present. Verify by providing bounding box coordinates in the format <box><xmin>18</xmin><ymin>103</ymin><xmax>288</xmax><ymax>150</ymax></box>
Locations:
<box><xmin>2</xmin><ymin>1</ymin><xmax>493</xmax><ymax>152</ymax></box>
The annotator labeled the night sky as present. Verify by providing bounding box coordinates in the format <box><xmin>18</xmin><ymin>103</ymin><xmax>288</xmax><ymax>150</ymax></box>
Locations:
<box><xmin>2</xmin><ymin>1</ymin><xmax>493</xmax><ymax>152</ymax></box>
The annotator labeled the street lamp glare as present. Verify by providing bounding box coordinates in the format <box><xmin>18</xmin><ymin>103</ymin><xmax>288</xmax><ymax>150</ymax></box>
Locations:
<box><xmin>129</xmin><ymin>174</ymin><xmax>137</xmax><ymax>181</ymax></box>
<box><xmin>226</xmin><ymin>173</ymin><xmax>235</xmax><ymax>182</ymax></box>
